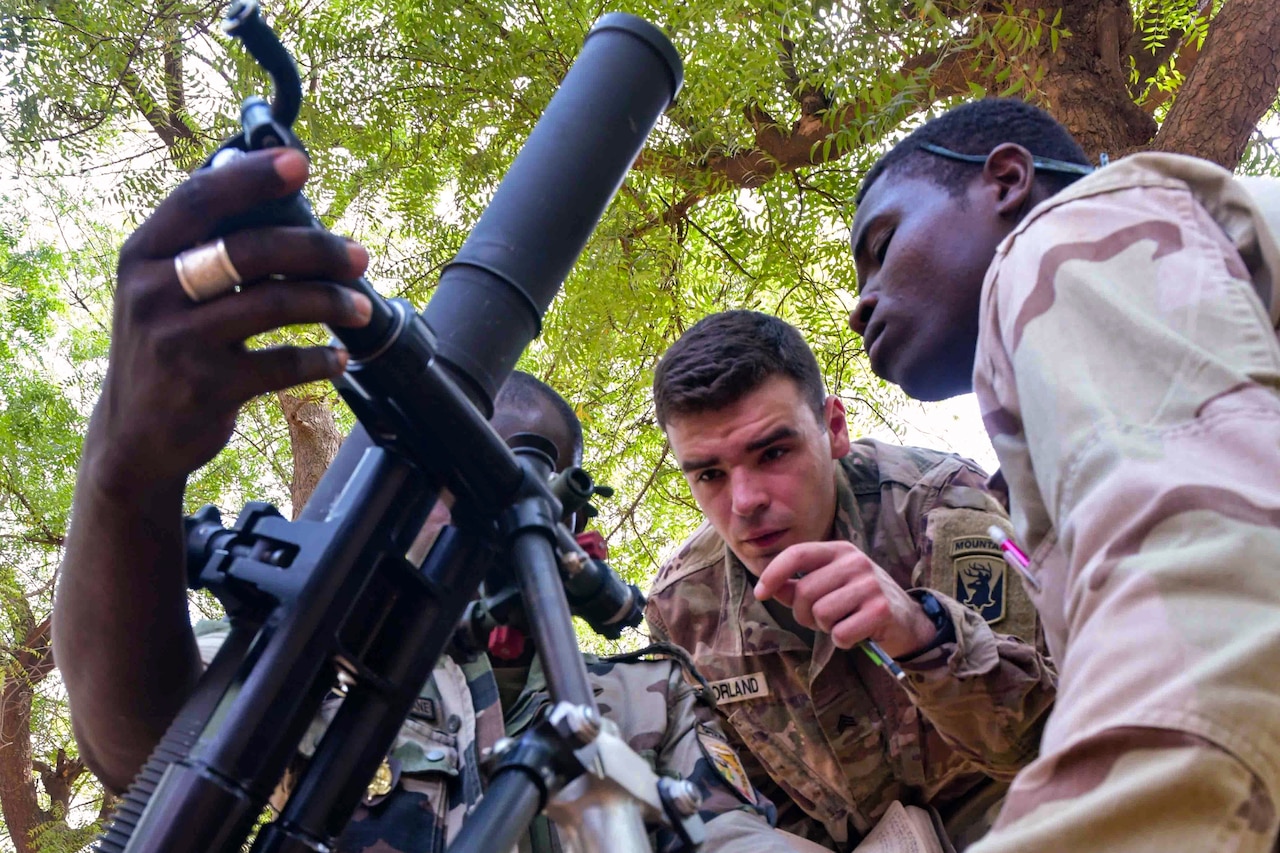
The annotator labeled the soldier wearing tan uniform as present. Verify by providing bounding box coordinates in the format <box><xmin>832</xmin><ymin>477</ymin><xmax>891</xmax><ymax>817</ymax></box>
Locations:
<box><xmin>849</xmin><ymin>97</ymin><xmax>1280</xmax><ymax>852</ymax></box>
<box><xmin>645</xmin><ymin>311</ymin><xmax>1056</xmax><ymax>851</ymax></box>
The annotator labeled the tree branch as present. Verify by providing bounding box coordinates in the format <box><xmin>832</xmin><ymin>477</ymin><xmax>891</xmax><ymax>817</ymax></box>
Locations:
<box><xmin>36</xmin><ymin>749</ymin><xmax>87</xmax><ymax>816</ymax></box>
<box><xmin>114</xmin><ymin>14</ymin><xmax>200</xmax><ymax>170</ymax></box>
<box><xmin>777</xmin><ymin>28</ymin><xmax>829</xmax><ymax>115</ymax></box>
<box><xmin>778</xmin><ymin>30</ymin><xmax>804</xmax><ymax>101</ymax></box>
<box><xmin>606</xmin><ymin>444</ymin><xmax>670</xmax><ymax>544</ymax></box>
<box><xmin>12</xmin><ymin>616</ymin><xmax>54</xmax><ymax>686</ymax></box>
<box><xmin>686</xmin><ymin>217</ymin><xmax>754</xmax><ymax>280</ymax></box>
<box><xmin>1154</xmin><ymin>0</ymin><xmax>1280</xmax><ymax>168</ymax></box>
<box><xmin>0</xmin><ymin>463</ymin><xmax>67</xmax><ymax>552</ymax></box>
<box><xmin>632</xmin><ymin>40</ymin><xmax>976</xmax><ymax>235</ymax></box>
<box><xmin>162</xmin><ymin>18</ymin><xmax>187</xmax><ymax>123</ymax></box>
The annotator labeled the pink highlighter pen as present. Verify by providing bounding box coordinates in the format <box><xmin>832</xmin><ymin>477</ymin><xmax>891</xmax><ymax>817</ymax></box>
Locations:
<box><xmin>987</xmin><ymin>525</ymin><xmax>1041</xmax><ymax>592</ymax></box>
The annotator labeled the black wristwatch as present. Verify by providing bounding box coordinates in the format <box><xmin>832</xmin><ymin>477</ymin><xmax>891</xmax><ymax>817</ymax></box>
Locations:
<box><xmin>902</xmin><ymin>590</ymin><xmax>957</xmax><ymax>659</ymax></box>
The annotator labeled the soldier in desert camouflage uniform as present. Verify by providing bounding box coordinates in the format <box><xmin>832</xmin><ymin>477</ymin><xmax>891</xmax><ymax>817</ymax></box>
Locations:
<box><xmin>849</xmin><ymin>97</ymin><xmax>1280</xmax><ymax>852</ymax></box>
<box><xmin>646</xmin><ymin>311</ymin><xmax>1057</xmax><ymax>851</ymax></box>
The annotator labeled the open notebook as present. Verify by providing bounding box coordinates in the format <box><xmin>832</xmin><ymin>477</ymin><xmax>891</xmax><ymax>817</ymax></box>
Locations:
<box><xmin>853</xmin><ymin>801</ymin><xmax>947</xmax><ymax>853</ymax></box>
<box><xmin>778</xmin><ymin>801</ymin><xmax>947</xmax><ymax>853</ymax></box>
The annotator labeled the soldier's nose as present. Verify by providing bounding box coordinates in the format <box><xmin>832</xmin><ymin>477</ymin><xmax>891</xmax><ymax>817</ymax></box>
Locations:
<box><xmin>849</xmin><ymin>295</ymin><xmax>877</xmax><ymax>337</ymax></box>
<box><xmin>730</xmin><ymin>477</ymin><xmax>768</xmax><ymax>517</ymax></box>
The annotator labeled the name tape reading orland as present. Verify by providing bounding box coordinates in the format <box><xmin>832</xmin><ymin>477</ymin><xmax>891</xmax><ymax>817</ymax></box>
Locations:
<box><xmin>708</xmin><ymin>672</ymin><xmax>769</xmax><ymax>705</ymax></box>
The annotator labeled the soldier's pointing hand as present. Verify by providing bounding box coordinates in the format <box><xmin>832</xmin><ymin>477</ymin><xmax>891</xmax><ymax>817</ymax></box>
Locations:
<box><xmin>753</xmin><ymin>540</ymin><xmax>937</xmax><ymax>656</ymax></box>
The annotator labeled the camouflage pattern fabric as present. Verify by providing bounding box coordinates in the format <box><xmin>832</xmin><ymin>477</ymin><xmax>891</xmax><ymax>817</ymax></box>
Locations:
<box><xmin>195</xmin><ymin>623</ymin><xmax>795</xmax><ymax>853</ymax></box>
<box><xmin>501</xmin><ymin>644</ymin><xmax>790</xmax><ymax>853</ymax></box>
<box><xmin>645</xmin><ymin>441</ymin><xmax>1056</xmax><ymax>851</ymax></box>
<box><xmin>967</xmin><ymin>152</ymin><xmax>1280</xmax><ymax>853</ymax></box>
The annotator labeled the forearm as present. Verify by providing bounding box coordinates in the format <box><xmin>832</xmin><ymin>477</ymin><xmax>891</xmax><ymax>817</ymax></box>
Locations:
<box><xmin>968</xmin><ymin>728</ymin><xmax>1277</xmax><ymax>853</ymax></box>
<box><xmin>900</xmin><ymin>598</ymin><xmax>1054</xmax><ymax>776</ymax></box>
<box><xmin>53</xmin><ymin>440</ymin><xmax>201</xmax><ymax>791</ymax></box>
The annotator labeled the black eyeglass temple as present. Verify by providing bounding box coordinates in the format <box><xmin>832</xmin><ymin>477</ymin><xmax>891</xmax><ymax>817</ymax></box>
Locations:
<box><xmin>918</xmin><ymin>142</ymin><xmax>1097</xmax><ymax>177</ymax></box>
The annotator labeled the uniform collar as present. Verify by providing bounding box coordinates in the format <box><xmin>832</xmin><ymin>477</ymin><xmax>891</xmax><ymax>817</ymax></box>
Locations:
<box><xmin>832</xmin><ymin>455</ymin><xmax>870</xmax><ymax>551</ymax></box>
<box><xmin>497</xmin><ymin>652</ymin><xmax>603</xmax><ymax>735</ymax></box>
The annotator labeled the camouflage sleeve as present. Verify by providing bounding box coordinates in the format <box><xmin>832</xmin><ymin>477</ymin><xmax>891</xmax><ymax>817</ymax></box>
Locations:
<box><xmin>644</xmin><ymin>598</ymin><xmax>672</xmax><ymax>645</ymax></box>
<box><xmin>897</xmin><ymin>465</ymin><xmax>1056</xmax><ymax>778</ymax></box>
<box><xmin>968</xmin><ymin>181</ymin><xmax>1280</xmax><ymax>851</ymax></box>
<box><xmin>653</xmin><ymin>662</ymin><xmax>801</xmax><ymax>853</ymax></box>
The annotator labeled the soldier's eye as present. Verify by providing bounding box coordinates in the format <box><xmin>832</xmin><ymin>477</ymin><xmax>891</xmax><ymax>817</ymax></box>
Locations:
<box><xmin>873</xmin><ymin>229</ymin><xmax>894</xmax><ymax>264</ymax></box>
<box><xmin>696</xmin><ymin>469</ymin><xmax>723</xmax><ymax>484</ymax></box>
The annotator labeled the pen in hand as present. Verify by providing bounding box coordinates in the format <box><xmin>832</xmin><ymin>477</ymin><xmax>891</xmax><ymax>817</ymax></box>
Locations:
<box><xmin>860</xmin><ymin>640</ymin><xmax>906</xmax><ymax>681</ymax></box>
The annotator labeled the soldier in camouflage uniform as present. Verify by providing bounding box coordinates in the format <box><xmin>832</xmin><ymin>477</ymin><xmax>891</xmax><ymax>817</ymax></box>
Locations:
<box><xmin>56</xmin><ymin>219</ymin><xmax>805</xmax><ymax>853</ymax></box>
<box><xmin>646</xmin><ymin>311</ymin><xmax>1057</xmax><ymax>851</ymax></box>
<box><xmin>197</xmin><ymin>622</ymin><xmax>792</xmax><ymax>853</ymax></box>
<box><xmin>182</xmin><ymin>373</ymin><xmax>802</xmax><ymax>853</ymax></box>
<box><xmin>849</xmin><ymin>97</ymin><xmax>1280</xmax><ymax>852</ymax></box>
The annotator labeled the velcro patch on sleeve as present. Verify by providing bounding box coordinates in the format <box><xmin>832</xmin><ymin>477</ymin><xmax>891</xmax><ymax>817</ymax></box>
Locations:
<box><xmin>950</xmin><ymin>537</ymin><xmax>1007</xmax><ymax>625</ymax></box>
<box><xmin>707</xmin><ymin>672</ymin><xmax>769</xmax><ymax>705</ymax></box>
<box><xmin>926</xmin><ymin>507</ymin><xmax>1039</xmax><ymax>642</ymax></box>
<box><xmin>697</xmin><ymin>725</ymin><xmax>757</xmax><ymax>804</ymax></box>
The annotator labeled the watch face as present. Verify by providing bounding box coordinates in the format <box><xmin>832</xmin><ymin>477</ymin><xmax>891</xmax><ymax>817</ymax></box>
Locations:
<box><xmin>913</xmin><ymin>591</ymin><xmax>955</xmax><ymax>648</ymax></box>
<box><xmin>915</xmin><ymin>591</ymin><xmax>941</xmax><ymax>622</ymax></box>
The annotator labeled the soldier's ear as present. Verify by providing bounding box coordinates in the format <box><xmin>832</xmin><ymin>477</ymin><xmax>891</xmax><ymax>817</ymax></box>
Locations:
<box><xmin>983</xmin><ymin>143</ymin><xmax>1036</xmax><ymax>219</ymax></box>
<box><xmin>822</xmin><ymin>395</ymin><xmax>851</xmax><ymax>459</ymax></box>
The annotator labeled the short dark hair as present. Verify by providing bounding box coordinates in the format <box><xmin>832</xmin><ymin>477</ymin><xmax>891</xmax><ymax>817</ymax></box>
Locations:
<box><xmin>653</xmin><ymin>311</ymin><xmax>826</xmax><ymax>428</ymax></box>
<box><xmin>856</xmin><ymin>98</ymin><xmax>1090</xmax><ymax>204</ymax></box>
<box><xmin>494</xmin><ymin>370</ymin><xmax>584</xmax><ymax>465</ymax></box>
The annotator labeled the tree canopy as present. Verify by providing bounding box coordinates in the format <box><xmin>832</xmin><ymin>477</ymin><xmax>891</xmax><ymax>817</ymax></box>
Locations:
<box><xmin>0</xmin><ymin>0</ymin><xmax>1277</xmax><ymax>848</ymax></box>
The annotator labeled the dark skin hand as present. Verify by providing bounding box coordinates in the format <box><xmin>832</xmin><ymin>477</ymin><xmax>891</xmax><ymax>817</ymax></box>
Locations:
<box><xmin>52</xmin><ymin>148</ymin><xmax>371</xmax><ymax>793</ymax></box>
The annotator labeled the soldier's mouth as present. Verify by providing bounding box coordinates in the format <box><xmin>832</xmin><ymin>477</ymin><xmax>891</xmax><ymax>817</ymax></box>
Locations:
<box><xmin>744</xmin><ymin>529</ymin><xmax>787</xmax><ymax>549</ymax></box>
<box><xmin>863</xmin><ymin>316</ymin><xmax>884</xmax><ymax>351</ymax></box>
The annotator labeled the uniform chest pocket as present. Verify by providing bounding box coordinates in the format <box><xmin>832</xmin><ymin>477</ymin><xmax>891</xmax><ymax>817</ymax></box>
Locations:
<box><xmin>723</xmin><ymin>702</ymin><xmax>856</xmax><ymax>836</ymax></box>
<box><xmin>393</xmin><ymin>720</ymin><xmax>461</xmax><ymax>776</ymax></box>
<box><xmin>335</xmin><ymin>725</ymin><xmax>461</xmax><ymax>853</ymax></box>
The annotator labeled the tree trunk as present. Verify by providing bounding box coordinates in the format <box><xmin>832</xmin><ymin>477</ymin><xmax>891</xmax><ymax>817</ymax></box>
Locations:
<box><xmin>0</xmin><ymin>615</ymin><xmax>55</xmax><ymax>853</ymax></box>
<box><xmin>0</xmin><ymin>680</ymin><xmax>43</xmax><ymax>853</ymax></box>
<box><xmin>277</xmin><ymin>391</ymin><xmax>344</xmax><ymax>518</ymax></box>
<box><xmin>1155</xmin><ymin>0</ymin><xmax>1280</xmax><ymax>167</ymax></box>
<box><xmin>1028</xmin><ymin>0</ymin><xmax>1158</xmax><ymax>160</ymax></box>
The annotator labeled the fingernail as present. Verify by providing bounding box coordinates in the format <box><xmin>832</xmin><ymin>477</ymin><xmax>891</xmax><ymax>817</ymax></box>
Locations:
<box><xmin>269</xmin><ymin>148</ymin><xmax>308</xmax><ymax>182</ymax></box>
<box><xmin>210</xmin><ymin>148</ymin><xmax>246</xmax><ymax>170</ymax></box>
<box><xmin>753</xmin><ymin>582</ymin><xmax>764</xmax><ymax>599</ymax></box>
<box><xmin>348</xmin><ymin>293</ymin><xmax>373</xmax><ymax>324</ymax></box>
<box><xmin>331</xmin><ymin>347</ymin><xmax>349</xmax><ymax>371</ymax></box>
<box><xmin>346</xmin><ymin>241</ymin><xmax>369</xmax><ymax>275</ymax></box>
